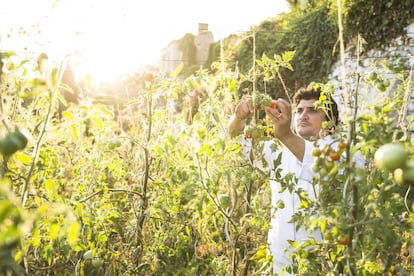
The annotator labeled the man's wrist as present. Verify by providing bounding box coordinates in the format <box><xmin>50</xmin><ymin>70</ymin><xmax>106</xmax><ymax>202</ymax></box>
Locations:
<box><xmin>227</xmin><ymin>114</ymin><xmax>247</xmax><ymax>138</ymax></box>
<box><xmin>275</xmin><ymin>129</ymin><xmax>294</xmax><ymax>142</ymax></box>
<box><xmin>230</xmin><ymin>114</ymin><xmax>246</xmax><ymax>123</ymax></box>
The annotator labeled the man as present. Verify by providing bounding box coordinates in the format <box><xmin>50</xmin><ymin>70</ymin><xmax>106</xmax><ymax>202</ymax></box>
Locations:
<box><xmin>228</xmin><ymin>86</ymin><xmax>356</xmax><ymax>274</ymax></box>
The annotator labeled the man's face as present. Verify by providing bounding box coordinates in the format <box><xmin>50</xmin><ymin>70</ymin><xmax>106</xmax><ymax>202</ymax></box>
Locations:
<box><xmin>294</xmin><ymin>99</ymin><xmax>327</xmax><ymax>140</ymax></box>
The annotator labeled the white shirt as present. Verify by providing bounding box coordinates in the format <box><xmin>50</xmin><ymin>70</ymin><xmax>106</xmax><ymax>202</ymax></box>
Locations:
<box><xmin>242</xmin><ymin>135</ymin><xmax>364</xmax><ymax>275</ymax></box>
<box><xmin>263</xmin><ymin>137</ymin><xmax>320</xmax><ymax>274</ymax></box>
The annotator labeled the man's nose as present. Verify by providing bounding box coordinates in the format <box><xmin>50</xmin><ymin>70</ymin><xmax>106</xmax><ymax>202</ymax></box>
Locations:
<box><xmin>299</xmin><ymin>110</ymin><xmax>309</xmax><ymax>120</ymax></box>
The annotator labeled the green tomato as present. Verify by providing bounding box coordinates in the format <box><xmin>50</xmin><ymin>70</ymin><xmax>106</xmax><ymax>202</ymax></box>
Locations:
<box><xmin>394</xmin><ymin>161</ymin><xmax>414</xmax><ymax>185</ymax></box>
<box><xmin>83</xmin><ymin>250</ymin><xmax>93</xmax><ymax>260</ymax></box>
<box><xmin>261</xmin><ymin>97</ymin><xmax>272</xmax><ymax>107</ymax></box>
<box><xmin>92</xmin><ymin>257</ymin><xmax>104</xmax><ymax>267</ymax></box>
<box><xmin>311</xmin><ymin>147</ymin><xmax>322</xmax><ymax>157</ymax></box>
<box><xmin>367</xmin><ymin>71</ymin><xmax>377</xmax><ymax>81</ymax></box>
<box><xmin>325</xmin><ymin>161</ymin><xmax>334</xmax><ymax>171</ymax></box>
<box><xmin>311</xmin><ymin>163</ymin><xmax>320</xmax><ymax>173</ymax></box>
<box><xmin>218</xmin><ymin>194</ymin><xmax>231</xmax><ymax>208</ymax></box>
<box><xmin>251</xmin><ymin>128</ymin><xmax>262</xmax><ymax>139</ymax></box>
<box><xmin>252</xmin><ymin>94</ymin><xmax>262</xmax><ymax>108</ymax></box>
<box><xmin>374</xmin><ymin>143</ymin><xmax>408</xmax><ymax>171</ymax></box>
<box><xmin>10</xmin><ymin>130</ymin><xmax>28</xmax><ymax>150</ymax></box>
<box><xmin>107</xmin><ymin>140</ymin><xmax>121</xmax><ymax>149</ymax></box>
<box><xmin>314</xmin><ymin>157</ymin><xmax>324</xmax><ymax>166</ymax></box>
<box><xmin>375</xmin><ymin>80</ymin><xmax>386</xmax><ymax>91</ymax></box>
<box><xmin>324</xmin><ymin>232</ymin><xmax>333</xmax><ymax>241</ymax></box>
<box><xmin>319</xmin><ymin>168</ymin><xmax>328</xmax><ymax>177</ymax></box>
<box><xmin>0</xmin><ymin>137</ymin><xmax>20</xmax><ymax>156</ymax></box>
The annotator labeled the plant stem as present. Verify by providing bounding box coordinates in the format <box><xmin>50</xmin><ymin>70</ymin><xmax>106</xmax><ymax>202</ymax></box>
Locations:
<box><xmin>336</xmin><ymin>0</ymin><xmax>351</xmax><ymax>123</ymax></box>
<box><xmin>21</xmin><ymin>58</ymin><xmax>67</xmax><ymax>207</ymax></box>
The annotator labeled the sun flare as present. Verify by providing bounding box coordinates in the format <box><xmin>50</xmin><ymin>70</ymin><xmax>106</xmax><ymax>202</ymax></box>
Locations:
<box><xmin>1</xmin><ymin>0</ymin><xmax>290</xmax><ymax>90</ymax></box>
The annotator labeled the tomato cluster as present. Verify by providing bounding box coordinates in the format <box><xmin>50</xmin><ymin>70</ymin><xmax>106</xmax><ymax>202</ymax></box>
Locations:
<box><xmin>311</xmin><ymin>141</ymin><xmax>346</xmax><ymax>177</ymax></box>
<box><xmin>244</xmin><ymin>125</ymin><xmax>264</xmax><ymax>139</ymax></box>
<box><xmin>366</xmin><ymin>71</ymin><xmax>390</xmax><ymax>92</ymax></box>
<box><xmin>374</xmin><ymin>143</ymin><xmax>413</xmax><ymax>185</ymax></box>
<box><xmin>323</xmin><ymin>229</ymin><xmax>351</xmax><ymax>246</ymax></box>
<box><xmin>0</xmin><ymin>129</ymin><xmax>29</xmax><ymax>156</ymax></box>
<box><xmin>252</xmin><ymin>93</ymin><xmax>277</xmax><ymax>109</ymax></box>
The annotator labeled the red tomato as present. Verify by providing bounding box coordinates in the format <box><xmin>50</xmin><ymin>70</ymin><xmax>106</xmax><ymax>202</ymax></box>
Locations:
<box><xmin>338</xmin><ymin>235</ymin><xmax>350</xmax><ymax>245</ymax></box>
<box><xmin>329</xmin><ymin>151</ymin><xmax>340</xmax><ymax>161</ymax></box>
<box><xmin>338</xmin><ymin>141</ymin><xmax>347</xmax><ymax>150</ymax></box>
<box><xmin>144</xmin><ymin>73</ymin><xmax>155</xmax><ymax>83</ymax></box>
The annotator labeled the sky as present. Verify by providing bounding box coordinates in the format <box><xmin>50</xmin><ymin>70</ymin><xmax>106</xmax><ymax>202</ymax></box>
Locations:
<box><xmin>0</xmin><ymin>0</ymin><xmax>290</xmax><ymax>82</ymax></box>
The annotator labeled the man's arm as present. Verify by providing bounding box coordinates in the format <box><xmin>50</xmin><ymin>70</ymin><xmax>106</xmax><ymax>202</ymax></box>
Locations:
<box><xmin>277</xmin><ymin>132</ymin><xmax>306</xmax><ymax>162</ymax></box>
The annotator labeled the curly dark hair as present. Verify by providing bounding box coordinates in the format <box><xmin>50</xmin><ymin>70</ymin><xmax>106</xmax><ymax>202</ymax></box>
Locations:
<box><xmin>293</xmin><ymin>86</ymin><xmax>339</xmax><ymax>127</ymax></box>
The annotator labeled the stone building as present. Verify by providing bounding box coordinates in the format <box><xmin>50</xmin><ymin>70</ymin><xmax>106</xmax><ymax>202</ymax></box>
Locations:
<box><xmin>194</xmin><ymin>23</ymin><xmax>214</xmax><ymax>66</ymax></box>
<box><xmin>160</xmin><ymin>23</ymin><xmax>214</xmax><ymax>73</ymax></box>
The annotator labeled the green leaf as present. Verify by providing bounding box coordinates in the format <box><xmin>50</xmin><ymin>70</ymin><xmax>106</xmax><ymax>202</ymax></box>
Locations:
<box><xmin>97</xmin><ymin>105</ymin><xmax>114</xmax><ymax>117</ymax></box>
<box><xmin>50</xmin><ymin>67</ymin><xmax>59</xmax><ymax>87</ymax></box>
<box><xmin>67</xmin><ymin>221</ymin><xmax>80</xmax><ymax>247</ymax></box>
<box><xmin>71</xmin><ymin>124</ymin><xmax>79</xmax><ymax>140</ymax></box>
<box><xmin>282</xmin><ymin>51</ymin><xmax>295</xmax><ymax>62</ymax></box>
<box><xmin>320</xmin><ymin>217</ymin><xmax>326</xmax><ymax>233</ymax></box>
<box><xmin>250</xmin><ymin>245</ymin><xmax>269</xmax><ymax>261</ymax></box>
<box><xmin>299</xmin><ymin>199</ymin><xmax>309</xmax><ymax>209</ymax></box>
<box><xmin>0</xmin><ymin>201</ymin><xmax>12</xmax><ymax>222</ymax></box>
<box><xmin>14</xmin><ymin>249</ymin><xmax>23</xmax><ymax>263</ymax></box>
<box><xmin>45</xmin><ymin>179</ymin><xmax>56</xmax><ymax>195</ymax></box>
<box><xmin>170</xmin><ymin>63</ymin><xmax>184</xmax><ymax>78</ymax></box>
<box><xmin>14</xmin><ymin>153</ymin><xmax>32</xmax><ymax>165</ymax></box>
<box><xmin>62</xmin><ymin>110</ymin><xmax>74</xmax><ymax>120</ymax></box>
<box><xmin>91</xmin><ymin>116</ymin><xmax>104</xmax><ymax>129</ymax></box>
<box><xmin>198</xmin><ymin>143</ymin><xmax>212</xmax><ymax>155</ymax></box>
<box><xmin>287</xmin><ymin>239</ymin><xmax>299</xmax><ymax>248</ymax></box>
<box><xmin>49</xmin><ymin>223</ymin><xmax>59</xmax><ymax>240</ymax></box>
<box><xmin>228</xmin><ymin>79</ymin><xmax>237</xmax><ymax>92</ymax></box>
<box><xmin>32</xmin><ymin>227</ymin><xmax>40</xmax><ymax>247</ymax></box>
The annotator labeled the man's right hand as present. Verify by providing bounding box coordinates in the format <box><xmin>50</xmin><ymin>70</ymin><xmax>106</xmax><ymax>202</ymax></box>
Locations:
<box><xmin>227</xmin><ymin>97</ymin><xmax>255</xmax><ymax>137</ymax></box>
<box><xmin>235</xmin><ymin>97</ymin><xmax>254</xmax><ymax>120</ymax></box>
